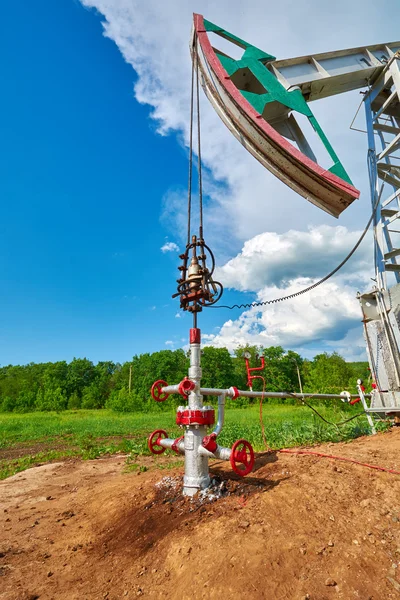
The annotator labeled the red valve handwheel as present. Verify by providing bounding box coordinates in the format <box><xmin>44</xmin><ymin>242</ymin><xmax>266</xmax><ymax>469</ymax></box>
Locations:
<box><xmin>230</xmin><ymin>439</ymin><xmax>255</xmax><ymax>477</ymax></box>
<box><xmin>148</xmin><ymin>429</ymin><xmax>168</xmax><ymax>454</ymax></box>
<box><xmin>151</xmin><ymin>380</ymin><xmax>169</xmax><ymax>402</ymax></box>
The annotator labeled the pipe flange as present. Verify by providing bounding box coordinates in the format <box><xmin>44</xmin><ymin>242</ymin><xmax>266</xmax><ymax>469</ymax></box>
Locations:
<box><xmin>176</xmin><ymin>407</ymin><xmax>215</xmax><ymax>426</ymax></box>
<box><xmin>171</xmin><ymin>435</ymin><xmax>184</xmax><ymax>454</ymax></box>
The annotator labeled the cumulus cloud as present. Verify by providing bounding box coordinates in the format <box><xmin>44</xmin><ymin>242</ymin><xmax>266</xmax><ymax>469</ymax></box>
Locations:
<box><xmin>78</xmin><ymin>0</ymin><xmax>396</xmax><ymax>357</ymax></box>
<box><xmin>161</xmin><ymin>241</ymin><xmax>180</xmax><ymax>253</ymax></box>
<box><xmin>204</xmin><ymin>225</ymin><xmax>372</xmax><ymax>358</ymax></box>
<box><xmin>204</xmin><ymin>278</ymin><xmax>363</xmax><ymax>355</ymax></box>
<box><xmin>165</xmin><ymin>340</ymin><xmax>174</xmax><ymax>346</ymax></box>
<box><xmin>216</xmin><ymin>225</ymin><xmax>372</xmax><ymax>292</ymax></box>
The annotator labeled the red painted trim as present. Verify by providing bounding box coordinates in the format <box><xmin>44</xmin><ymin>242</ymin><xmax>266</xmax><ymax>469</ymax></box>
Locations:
<box><xmin>176</xmin><ymin>408</ymin><xmax>215</xmax><ymax>426</ymax></box>
<box><xmin>193</xmin><ymin>14</ymin><xmax>359</xmax><ymax>201</ymax></box>
<box><xmin>190</xmin><ymin>328</ymin><xmax>201</xmax><ymax>344</ymax></box>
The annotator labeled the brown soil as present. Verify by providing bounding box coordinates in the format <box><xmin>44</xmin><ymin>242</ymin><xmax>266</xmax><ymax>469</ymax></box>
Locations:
<box><xmin>2</xmin><ymin>430</ymin><xmax>400</xmax><ymax>600</ymax></box>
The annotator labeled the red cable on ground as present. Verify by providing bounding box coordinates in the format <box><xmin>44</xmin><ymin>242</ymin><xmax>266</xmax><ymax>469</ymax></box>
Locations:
<box><xmin>279</xmin><ymin>448</ymin><xmax>400</xmax><ymax>476</ymax></box>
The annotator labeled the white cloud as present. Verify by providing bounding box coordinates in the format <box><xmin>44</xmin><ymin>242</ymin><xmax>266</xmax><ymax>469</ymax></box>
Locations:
<box><xmin>78</xmin><ymin>0</ymin><xmax>398</xmax><ymax>357</ymax></box>
<box><xmin>175</xmin><ymin>312</ymin><xmax>181</xmax><ymax>318</ymax></box>
<box><xmin>78</xmin><ymin>0</ymin><xmax>396</xmax><ymax>246</ymax></box>
<box><xmin>204</xmin><ymin>225</ymin><xmax>372</xmax><ymax>358</ymax></box>
<box><xmin>161</xmin><ymin>241</ymin><xmax>180</xmax><ymax>253</ymax></box>
<box><xmin>216</xmin><ymin>225</ymin><xmax>372</xmax><ymax>292</ymax></box>
<box><xmin>205</xmin><ymin>278</ymin><xmax>363</xmax><ymax>357</ymax></box>
<box><xmin>165</xmin><ymin>340</ymin><xmax>174</xmax><ymax>346</ymax></box>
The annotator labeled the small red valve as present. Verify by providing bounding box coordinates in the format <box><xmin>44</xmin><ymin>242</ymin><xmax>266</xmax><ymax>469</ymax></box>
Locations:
<box><xmin>148</xmin><ymin>429</ymin><xmax>168</xmax><ymax>454</ymax></box>
<box><xmin>151</xmin><ymin>380</ymin><xmax>169</xmax><ymax>402</ymax></box>
<box><xmin>171</xmin><ymin>435</ymin><xmax>184</xmax><ymax>454</ymax></box>
<box><xmin>230</xmin><ymin>439</ymin><xmax>255</xmax><ymax>477</ymax></box>
<box><xmin>178</xmin><ymin>377</ymin><xmax>196</xmax><ymax>398</ymax></box>
<box><xmin>202</xmin><ymin>433</ymin><xmax>218</xmax><ymax>453</ymax></box>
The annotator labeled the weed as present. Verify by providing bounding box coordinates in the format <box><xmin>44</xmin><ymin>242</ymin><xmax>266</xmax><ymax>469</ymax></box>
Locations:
<box><xmin>0</xmin><ymin>405</ymin><xmax>384</xmax><ymax>480</ymax></box>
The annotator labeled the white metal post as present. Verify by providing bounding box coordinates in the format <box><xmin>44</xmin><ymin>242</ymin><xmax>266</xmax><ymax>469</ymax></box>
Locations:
<box><xmin>183</xmin><ymin>328</ymin><xmax>210</xmax><ymax>496</ymax></box>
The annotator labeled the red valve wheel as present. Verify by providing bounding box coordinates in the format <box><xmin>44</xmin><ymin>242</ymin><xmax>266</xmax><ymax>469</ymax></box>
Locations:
<box><xmin>230</xmin><ymin>439</ymin><xmax>255</xmax><ymax>477</ymax></box>
<box><xmin>148</xmin><ymin>429</ymin><xmax>168</xmax><ymax>454</ymax></box>
<box><xmin>151</xmin><ymin>380</ymin><xmax>169</xmax><ymax>402</ymax></box>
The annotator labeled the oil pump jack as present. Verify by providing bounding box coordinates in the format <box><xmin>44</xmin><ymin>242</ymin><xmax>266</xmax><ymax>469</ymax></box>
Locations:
<box><xmin>148</xmin><ymin>15</ymin><xmax>400</xmax><ymax>495</ymax></box>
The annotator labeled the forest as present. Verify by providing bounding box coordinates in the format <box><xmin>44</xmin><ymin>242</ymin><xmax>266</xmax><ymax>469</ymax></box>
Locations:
<box><xmin>0</xmin><ymin>345</ymin><xmax>369</xmax><ymax>413</ymax></box>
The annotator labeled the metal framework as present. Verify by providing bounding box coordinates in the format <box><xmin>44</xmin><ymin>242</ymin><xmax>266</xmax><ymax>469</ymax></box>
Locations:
<box><xmin>149</xmin><ymin>20</ymin><xmax>400</xmax><ymax>497</ymax></box>
<box><xmin>360</xmin><ymin>54</ymin><xmax>400</xmax><ymax>413</ymax></box>
<box><xmin>192</xmin><ymin>15</ymin><xmax>400</xmax><ymax>415</ymax></box>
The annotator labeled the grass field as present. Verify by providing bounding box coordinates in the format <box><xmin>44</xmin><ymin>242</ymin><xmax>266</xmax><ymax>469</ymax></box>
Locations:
<box><xmin>0</xmin><ymin>404</ymin><xmax>383</xmax><ymax>480</ymax></box>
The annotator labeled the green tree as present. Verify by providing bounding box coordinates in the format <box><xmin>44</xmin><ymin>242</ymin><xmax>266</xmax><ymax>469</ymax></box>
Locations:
<box><xmin>36</xmin><ymin>385</ymin><xmax>67</xmax><ymax>411</ymax></box>
<box><xmin>201</xmin><ymin>347</ymin><xmax>235</xmax><ymax>390</ymax></box>
<box><xmin>106</xmin><ymin>387</ymin><xmax>141</xmax><ymax>412</ymax></box>
<box><xmin>303</xmin><ymin>353</ymin><xmax>354</xmax><ymax>394</ymax></box>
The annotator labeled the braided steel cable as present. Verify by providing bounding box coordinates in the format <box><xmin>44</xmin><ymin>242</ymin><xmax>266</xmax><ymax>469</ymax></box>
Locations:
<box><xmin>187</xmin><ymin>43</ymin><xmax>195</xmax><ymax>246</ymax></box>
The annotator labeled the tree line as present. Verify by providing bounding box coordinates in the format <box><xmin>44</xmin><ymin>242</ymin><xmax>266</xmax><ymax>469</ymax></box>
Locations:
<box><xmin>0</xmin><ymin>346</ymin><xmax>369</xmax><ymax>413</ymax></box>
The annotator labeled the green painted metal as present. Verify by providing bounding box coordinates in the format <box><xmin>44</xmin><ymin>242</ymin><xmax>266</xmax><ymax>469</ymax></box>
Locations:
<box><xmin>203</xmin><ymin>19</ymin><xmax>353</xmax><ymax>185</ymax></box>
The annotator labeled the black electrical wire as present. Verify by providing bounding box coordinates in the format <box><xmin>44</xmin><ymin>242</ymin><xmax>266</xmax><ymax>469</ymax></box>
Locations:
<box><xmin>210</xmin><ymin>193</ymin><xmax>380</xmax><ymax>311</ymax></box>
<box><xmin>282</xmin><ymin>391</ymin><xmax>366</xmax><ymax>427</ymax></box>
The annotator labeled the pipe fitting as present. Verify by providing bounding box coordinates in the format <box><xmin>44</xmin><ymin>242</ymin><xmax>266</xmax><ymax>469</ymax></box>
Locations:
<box><xmin>178</xmin><ymin>377</ymin><xmax>196</xmax><ymax>398</ymax></box>
<box><xmin>202</xmin><ymin>432</ymin><xmax>217</xmax><ymax>453</ymax></box>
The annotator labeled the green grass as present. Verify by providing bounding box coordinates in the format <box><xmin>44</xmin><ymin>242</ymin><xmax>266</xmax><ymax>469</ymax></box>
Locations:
<box><xmin>0</xmin><ymin>405</ymin><xmax>386</xmax><ymax>480</ymax></box>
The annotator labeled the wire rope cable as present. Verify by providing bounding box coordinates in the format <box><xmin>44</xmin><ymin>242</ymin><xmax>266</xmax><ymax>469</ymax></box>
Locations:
<box><xmin>195</xmin><ymin>45</ymin><xmax>204</xmax><ymax>240</ymax></box>
<box><xmin>187</xmin><ymin>43</ymin><xmax>196</xmax><ymax>245</ymax></box>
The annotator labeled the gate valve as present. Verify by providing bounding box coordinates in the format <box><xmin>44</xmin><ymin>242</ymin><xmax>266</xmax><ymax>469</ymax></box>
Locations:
<box><xmin>202</xmin><ymin>432</ymin><xmax>218</xmax><ymax>453</ymax></box>
<box><xmin>171</xmin><ymin>435</ymin><xmax>184</xmax><ymax>454</ymax></box>
<box><xmin>148</xmin><ymin>429</ymin><xmax>168</xmax><ymax>454</ymax></box>
<box><xmin>151</xmin><ymin>380</ymin><xmax>169</xmax><ymax>402</ymax></box>
<box><xmin>178</xmin><ymin>377</ymin><xmax>196</xmax><ymax>398</ymax></box>
<box><xmin>230</xmin><ymin>439</ymin><xmax>255</xmax><ymax>477</ymax></box>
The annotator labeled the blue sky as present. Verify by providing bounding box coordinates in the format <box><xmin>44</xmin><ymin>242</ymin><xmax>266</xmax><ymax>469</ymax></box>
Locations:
<box><xmin>0</xmin><ymin>0</ymin><xmax>248</xmax><ymax>365</ymax></box>
<box><xmin>2</xmin><ymin>0</ymin><xmax>400</xmax><ymax>365</ymax></box>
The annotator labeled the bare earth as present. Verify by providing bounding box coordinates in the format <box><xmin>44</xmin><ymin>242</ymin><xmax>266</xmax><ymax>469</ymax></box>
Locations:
<box><xmin>2</xmin><ymin>429</ymin><xmax>400</xmax><ymax>600</ymax></box>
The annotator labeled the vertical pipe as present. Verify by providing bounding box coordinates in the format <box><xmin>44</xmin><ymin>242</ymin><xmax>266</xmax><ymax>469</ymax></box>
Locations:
<box><xmin>183</xmin><ymin>327</ymin><xmax>210</xmax><ymax>496</ymax></box>
<box><xmin>357</xmin><ymin>382</ymin><xmax>377</xmax><ymax>435</ymax></box>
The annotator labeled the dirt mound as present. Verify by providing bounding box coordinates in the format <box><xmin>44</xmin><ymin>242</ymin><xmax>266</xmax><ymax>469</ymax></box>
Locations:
<box><xmin>2</xmin><ymin>430</ymin><xmax>400</xmax><ymax>599</ymax></box>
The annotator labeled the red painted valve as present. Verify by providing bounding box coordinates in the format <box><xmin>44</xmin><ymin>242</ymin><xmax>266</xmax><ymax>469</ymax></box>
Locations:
<box><xmin>230</xmin><ymin>439</ymin><xmax>255</xmax><ymax>477</ymax></box>
<box><xmin>151</xmin><ymin>380</ymin><xmax>169</xmax><ymax>402</ymax></box>
<box><xmin>148</xmin><ymin>429</ymin><xmax>168</xmax><ymax>454</ymax></box>
<box><xmin>178</xmin><ymin>377</ymin><xmax>196</xmax><ymax>398</ymax></box>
